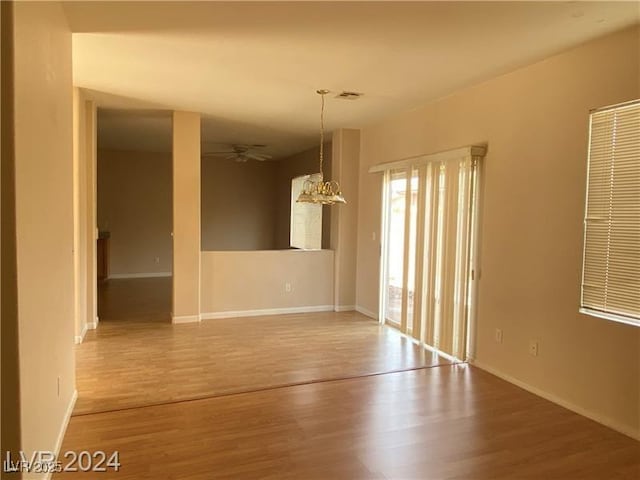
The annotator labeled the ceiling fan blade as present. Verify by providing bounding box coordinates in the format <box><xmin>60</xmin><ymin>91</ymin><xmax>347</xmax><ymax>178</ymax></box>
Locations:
<box><xmin>202</xmin><ymin>143</ymin><xmax>271</xmax><ymax>163</ymax></box>
<box><xmin>246</xmin><ymin>153</ymin><xmax>271</xmax><ymax>161</ymax></box>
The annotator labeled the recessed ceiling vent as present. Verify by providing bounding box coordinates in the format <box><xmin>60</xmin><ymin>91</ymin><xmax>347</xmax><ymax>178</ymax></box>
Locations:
<box><xmin>335</xmin><ymin>91</ymin><xmax>364</xmax><ymax>100</ymax></box>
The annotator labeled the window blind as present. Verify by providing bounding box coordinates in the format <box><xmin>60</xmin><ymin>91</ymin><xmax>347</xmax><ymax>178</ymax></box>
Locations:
<box><xmin>581</xmin><ymin>100</ymin><xmax>640</xmax><ymax>326</ymax></box>
<box><xmin>417</xmin><ymin>157</ymin><xmax>476</xmax><ymax>358</ymax></box>
<box><xmin>376</xmin><ymin>145</ymin><xmax>485</xmax><ymax>361</ymax></box>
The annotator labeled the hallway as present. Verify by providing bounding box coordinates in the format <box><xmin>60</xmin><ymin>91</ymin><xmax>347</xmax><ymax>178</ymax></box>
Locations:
<box><xmin>98</xmin><ymin>277</ymin><xmax>172</xmax><ymax>323</ymax></box>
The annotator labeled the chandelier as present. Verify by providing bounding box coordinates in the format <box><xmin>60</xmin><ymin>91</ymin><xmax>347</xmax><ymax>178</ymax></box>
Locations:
<box><xmin>296</xmin><ymin>90</ymin><xmax>346</xmax><ymax>205</ymax></box>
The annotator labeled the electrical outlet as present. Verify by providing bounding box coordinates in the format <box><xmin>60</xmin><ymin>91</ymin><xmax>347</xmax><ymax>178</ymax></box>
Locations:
<box><xmin>155</xmin><ymin>257</ymin><xmax>160</xmax><ymax>264</ymax></box>
<box><xmin>494</xmin><ymin>328</ymin><xmax>503</xmax><ymax>344</ymax></box>
<box><xmin>285</xmin><ymin>282</ymin><xmax>292</xmax><ymax>293</ymax></box>
<box><xmin>529</xmin><ymin>340</ymin><xmax>539</xmax><ymax>357</ymax></box>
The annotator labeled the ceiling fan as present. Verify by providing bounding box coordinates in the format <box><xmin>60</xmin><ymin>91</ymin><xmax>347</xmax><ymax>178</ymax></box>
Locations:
<box><xmin>202</xmin><ymin>144</ymin><xmax>272</xmax><ymax>162</ymax></box>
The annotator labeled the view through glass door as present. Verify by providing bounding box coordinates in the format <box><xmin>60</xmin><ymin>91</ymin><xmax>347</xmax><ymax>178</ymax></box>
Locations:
<box><xmin>382</xmin><ymin>170</ymin><xmax>418</xmax><ymax>329</ymax></box>
<box><xmin>379</xmin><ymin>152</ymin><xmax>481</xmax><ymax>361</ymax></box>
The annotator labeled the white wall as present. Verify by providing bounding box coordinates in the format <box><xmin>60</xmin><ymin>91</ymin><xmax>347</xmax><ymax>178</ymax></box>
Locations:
<box><xmin>355</xmin><ymin>26</ymin><xmax>640</xmax><ymax>438</ymax></box>
<box><xmin>200</xmin><ymin>250</ymin><xmax>334</xmax><ymax>317</ymax></box>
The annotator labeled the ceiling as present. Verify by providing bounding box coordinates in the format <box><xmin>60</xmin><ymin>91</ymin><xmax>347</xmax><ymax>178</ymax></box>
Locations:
<box><xmin>64</xmin><ymin>1</ymin><xmax>640</xmax><ymax>159</ymax></box>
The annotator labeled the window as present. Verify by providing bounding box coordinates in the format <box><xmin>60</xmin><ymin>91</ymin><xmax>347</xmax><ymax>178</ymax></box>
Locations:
<box><xmin>290</xmin><ymin>174</ymin><xmax>322</xmax><ymax>250</ymax></box>
<box><xmin>581</xmin><ymin>100</ymin><xmax>640</xmax><ymax>327</ymax></box>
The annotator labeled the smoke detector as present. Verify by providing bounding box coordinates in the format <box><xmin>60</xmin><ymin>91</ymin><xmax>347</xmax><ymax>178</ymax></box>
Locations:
<box><xmin>335</xmin><ymin>91</ymin><xmax>364</xmax><ymax>100</ymax></box>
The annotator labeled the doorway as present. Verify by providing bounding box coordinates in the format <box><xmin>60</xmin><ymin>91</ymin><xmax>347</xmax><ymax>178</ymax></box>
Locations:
<box><xmin>95</xmin><ymin>110</ymin><xmax>174</xmax><ymax>323</ymax></box>
<box><xmin>379</xmin><ymin>150</ymin><xmax>482</xmax><ymax>361</ymax></box>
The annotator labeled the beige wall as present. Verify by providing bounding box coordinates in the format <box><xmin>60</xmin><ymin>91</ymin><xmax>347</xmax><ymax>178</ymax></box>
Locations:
<box><xmin>97</xmin><ymin>149</ymin><xmax>173</xmax><ymax>275</ymax></box>
<box><xmin>12</xmin><ymin>0</ymin><xmax>76</xmax><ymax>463</ymax></box>
<box><xmin>172</xmin><ymin>111</ymin><xmax>201</xmax><ymax>322</ymax></box>
<box><xmin>1</xmin><ymin>0</ymin><xmax>22</xmax><ymax>467</ymax></box>
<box><xmin>331</xmin><ymin>130</ymin><xmax>359</xmax><ymax>309</ymax></box>
<box><xmin>72</xmin><ymin>88</ymin><xmax>93</xmax><ymax>341</ymax></box>
<box><xmin>356</xmin><ymin>27</ymin><xmax>640</xmax><ymax>437</ymax></box>
<box><xmin>201</xmin><ymin>144</ymin><xmax>334</xmax><ymax>252</ymax></box>
<box><xmin>85</xmin><ymin>100</ymin><xmax>98</xmax><ymax>328</ymax></box>
<box><xmin>200</xmin><ymin>250</ymin><xmax>334</xmax><ymax>315</ymax></box>
<box><xmin>274</xmin><ymin>144</ymin><xmax>332</xmax><ymax>249</ymax></box>
<box><xmin>201</xmin><ymin>157</ymin><xmax>277</xmax><ymax>251</ymax></box>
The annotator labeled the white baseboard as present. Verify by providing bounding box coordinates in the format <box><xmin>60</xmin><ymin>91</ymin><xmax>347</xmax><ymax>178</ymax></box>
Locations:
<box><xmin>45</xmin><ymin>389</ymin><xmax>78</xmax><ymax>479</ymax></box>
<box><xmin>108</xmin><ymin>272</ymin><xmax>172</xmax><ymax>279</ymax></box>
<box><xmin>74</xmin><ymin>323</ymin><xmax>88</xmax><ymax>344</ymax></box>
<box><xmin>334</xmin><ymin>305</ymin><xmax>355</xmax><ymax>312</ymax></box>
<box><xmin>171</xmin><ymin>314</ymin><xmax>201</xmax><ymax>324</ymax></box>
<box><xmin>86</xmin><ymin>317</ymin><xmax>98</xmax><ymax>330</ymax></box>
<box><xmin>355</xmin><ymin>305</ymin><xmax>378</xmax><ymax>320</ymax></box>
<box><xmin>200</xmin><ymin>304</ymin><xmax>334</xmax><ymax>320</ymax></box>
<box><xmin>469</xmin><ymin>358</ymin><xmax>640</xmax><ymax>441</ymax></box>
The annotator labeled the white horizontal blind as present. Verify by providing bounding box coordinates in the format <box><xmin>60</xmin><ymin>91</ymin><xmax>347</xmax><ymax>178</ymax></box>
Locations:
<box><xmin>581</xmin><ymin>100</ymin><xmax>640</xmax><ymax>326</ymax></box>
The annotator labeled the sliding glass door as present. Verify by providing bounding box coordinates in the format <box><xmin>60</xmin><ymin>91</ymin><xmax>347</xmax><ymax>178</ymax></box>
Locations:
<box><xmin>379</xmin><ymin>152</ymin><xmax>481</xmax><ymax>361</ymax></box>
<box><xmin>382</xmin><ymin>169</ymin><xmax>419</xmax><ymax>327</ymax></box>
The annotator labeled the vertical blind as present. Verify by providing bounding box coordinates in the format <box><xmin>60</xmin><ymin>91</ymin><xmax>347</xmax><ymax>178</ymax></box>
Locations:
<box><xmin>373</xmin><ymin>146</ymin><xmax>485</xmax><ymax>360</ymax></box>
<box><xmin>415</xmin><ymin>157</ymin><xmax>477</xmax><ymax>358</ymax></box>
<box><xmin>581</xmin><ymin>100</ymin><xmax>640</xmax><ymax>326</ymax></box>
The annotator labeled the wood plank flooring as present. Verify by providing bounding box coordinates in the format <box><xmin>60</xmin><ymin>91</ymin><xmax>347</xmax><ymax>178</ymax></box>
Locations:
<box><xmin>58</xmin><ymin>366</ymin><xmax>639</xmax><ymax>479</ymax></box>
<box><xmin>78</xmin><ymin>278</ymin><xmax>446</xmax><ymax>414</ymax></box>
<box><xmin>98</xmin><ymin>276</ymin><xmax>172</xmax><ymax>322</ymax></box>
<box><xmin>58</xmin><ymin>278</ymin><xmax>639</xmax><ymax>479</ymax></box>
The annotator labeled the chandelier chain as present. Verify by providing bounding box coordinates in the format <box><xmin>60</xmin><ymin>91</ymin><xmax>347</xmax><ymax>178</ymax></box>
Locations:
<box><xmin>294</xmin><ymin>88</ymin><xmax>345</xmax><ymax>205</ymax></box>
<box><xmin>319</xmin><ymin>91</ymin><xmax>325</xmax><ymax>176</ymax></box>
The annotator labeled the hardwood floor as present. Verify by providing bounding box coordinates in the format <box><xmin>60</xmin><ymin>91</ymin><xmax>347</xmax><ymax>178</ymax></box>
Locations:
<box><xmin>58</xmin><ymin>366</ymin><xmax>639</xmax><ymax>479</ymax></box>
<box><xmin>98</xmin><ymin>277</ymin><xmax>172</xmax><ymax>322</ymax></box>
<box><xmin>58</xmin><ymin>278</ymin><xmax>639</xmax><ymax>479</ymax></box>
<box><xmin>79</xmin><ymin>278</ymin><xmax>446</xmax><ymax>414</ymax></box>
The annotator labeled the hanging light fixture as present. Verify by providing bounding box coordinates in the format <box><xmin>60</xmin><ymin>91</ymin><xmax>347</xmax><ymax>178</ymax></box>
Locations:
<box><xmin>297</xmin><ymin>89</ymin><xmax>346</xmax><ymax>205</ymax></box>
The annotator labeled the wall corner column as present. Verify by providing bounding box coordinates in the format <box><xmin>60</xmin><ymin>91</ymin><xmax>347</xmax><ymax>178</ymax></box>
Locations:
<box><xmin>330</xmin><ymin>128</ymin><xmax>360</xmax><ymax>311</ymax></box>
<box><xmin>85</xmin><ymin>98</ymin><xmax>98</xmax><ymax>331</ymax></box>
<box><xmin>172</xmin><ymin>111</ymin><xmax>201</xmax><ymax>323</ymax></box>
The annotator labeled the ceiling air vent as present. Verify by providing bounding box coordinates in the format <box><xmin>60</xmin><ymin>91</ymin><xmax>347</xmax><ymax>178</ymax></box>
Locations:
<box><xmin>335</xmin><ymin>91</ymin><xmax>363</xmax><ymax>100</ymax></box>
